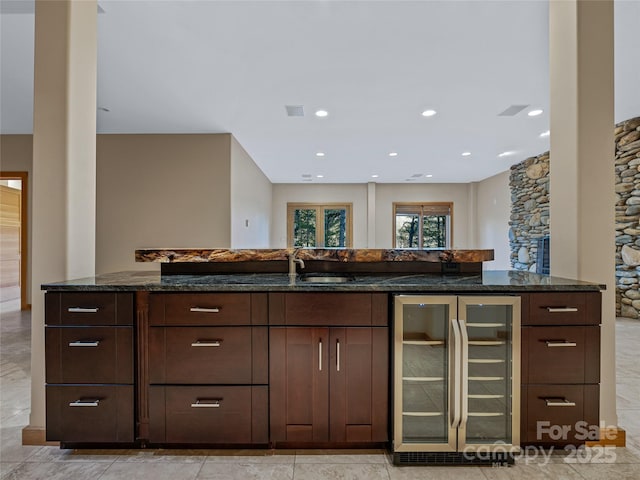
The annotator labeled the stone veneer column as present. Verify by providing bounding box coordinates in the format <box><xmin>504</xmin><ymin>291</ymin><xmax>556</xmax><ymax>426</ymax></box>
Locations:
<box><xmin>26</xmin><ymin>0</ymin><xmax>97</xmax><ymax>443</ymax></box>
<box><xmin>549</xmin><ymin>0</ymin><xmax>616</xmax><ymax>428</ymax></box>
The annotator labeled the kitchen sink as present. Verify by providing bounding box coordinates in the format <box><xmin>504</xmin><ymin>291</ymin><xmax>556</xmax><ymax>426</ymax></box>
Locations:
<box><xmin>298</xmin><ymin>273</ymin><xmax>355</xmax><ymax>283</ymax></box>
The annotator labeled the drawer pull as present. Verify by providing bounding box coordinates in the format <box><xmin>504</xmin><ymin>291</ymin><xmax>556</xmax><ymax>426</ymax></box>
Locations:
<box><xmin>545</xmin><ymin>341</ymin><xmax>577</xmax><ymax>348</ymax></box>
<box><xmin>546</xmin><ymin>307</ymin><xmax>578</xmax><ymax>313</ymax></box>
<box><xmin>189</xmin><ymin>307</ymin><xmax>220</xmax><ymax>313</ymax></box>
<box><xmin>191</xmin><ymin>340</ymin><xmax>222</xmax><ymax>347</ymax></box>
<box><xmin>68</xmin><ymin>340</ymin><xmax>100</xmax><ymax>347</ymax></box>
<box><xmin>544</xmin><ymin>398</ymin><xmax>576</xmax><ymax>407</ymax></box>
<box><xmin>69</xmin><ymin>399</ymin><xmax>100</xmax><ymax>407</ymax></box>
<box><xmin>67</xmin><ymin>307</ymin><xmax>99</xmax><ymax>313</ymax></box>
<box><xmin>191</xmin><ymin>399</ymin><xmax>221</xmax><ymax>408</ymax></box>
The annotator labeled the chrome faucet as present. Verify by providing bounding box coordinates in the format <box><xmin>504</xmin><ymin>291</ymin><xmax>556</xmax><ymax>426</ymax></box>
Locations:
<box><xmin>288</xmin><ymin>249</ymin><xmax>305</xmax><ymax>282</ymax></box>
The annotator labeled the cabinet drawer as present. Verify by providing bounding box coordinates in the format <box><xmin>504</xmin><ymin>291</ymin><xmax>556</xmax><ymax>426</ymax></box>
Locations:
<box><xmin>46</xmin><ymin>385</ymin><xmax>133</xmax><ymax>443</ymax></box>
<box><xmin>46</xmin><ymin>326</ymin><xmax>133</xmax><ymax>384</ymax></box>
<box><xmin>523</xmin><ymin>326</ymin><xmax>600</xmax><ymax>384</ymax></box>
<box><xmin>149</xmin><ymin>386</ymin><xmax>268</xmax><ymax>444</ymax></box>
<box><xmin>149</xmin><ymin>326</ymin><xmax>267</xmax><ymax>384</ymax></box>
<box><xmin>46</xmin><ymin>292</ymin><xmax>134</xmax><ymax>326</ymax></box>
<box><xmin>523</xmin><ymin>384</ymin><xmax>599</xmax><ymax>444</ymax></box>
<box><xmin>149</xmin><ymin>293</ymin><xmax>267</xmax><ymax>326</ymax></box>
<box><xmin>526</xmin><ymin>293</ymin><xmax>600</xmax><ymax>326</ymax></box>
<box><xmin>270</xmin><ymin>293</ymin><xmax>384</xmax><ymax>326</ymax></box>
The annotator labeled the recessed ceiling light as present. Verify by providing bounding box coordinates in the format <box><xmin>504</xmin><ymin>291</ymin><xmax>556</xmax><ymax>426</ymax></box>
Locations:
<box><xmin>528</xmin><ymin>109</ymin><xmax>543</xmax><ymax>117</ymax></box>
<box><xmin>315</xmin><ymin>152</ymin><xmax>325</xmax><ymax>157</ymax></box>
<box><xmin>371</xmin><ymin>174</ymin><xmax>379</xmax><ymax>178</ymax></box>
<box><xmin>315</xmin><ymin>110</ymin><xmax>328</xmax><ymax>117</ymax></box>
<box><xmin>461</xmin><ymin>152</ymin><xmax>471</xmax><ymax>157</ymax></box>
<box><xmin>421</xmin><ymin>109</ymin><xmax>437</xmax><ymax>117</ymax></box>
<box><xmin>316</xmin><ymin>174</ymin><xmax>324</xmax><ymax>178</ymax></box>
<box><xmin>425</xmin><ymin>174</ymin><xmax>433</xmax><ymax>178</ymax></box>
<box><xmin>498</xmin><ymin>151</ymin><xmax>516</xmax><ymax>158</ymax></box>
<box><xmin>389</xmin><ymin>152</ymin><xmax>398</xmax><ymax>157</ymax></box>
<box><xmin>539</xmin><ymin>130</ymin><xmax>550</xmax><ymax>138</ymax></box>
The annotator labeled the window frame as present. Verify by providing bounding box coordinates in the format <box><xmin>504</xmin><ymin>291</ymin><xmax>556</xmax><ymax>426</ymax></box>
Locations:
<box><xmin>287</xmin><ymin>202</ymin><xmax>353</xmax><ymax>248</ymax></box>
<box><xmin>392</xmin><ymin>202</ymin><xmax>453</xmax><ymax>249</ymax></box>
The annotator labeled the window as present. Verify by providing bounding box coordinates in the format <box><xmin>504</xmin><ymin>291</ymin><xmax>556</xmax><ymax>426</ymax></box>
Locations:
<box><xmin>393</xmin><ymin>202</ymin><xmax>452</xmax><ymax>249</ymax></box>
<box><xmin>287</xmin><ymin>203</ymin><xmax>353</xmax><ymax>248</ymax></box>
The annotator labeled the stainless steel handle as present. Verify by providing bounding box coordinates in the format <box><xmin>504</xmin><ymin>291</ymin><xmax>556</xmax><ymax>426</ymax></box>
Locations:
<box><xmin>336</xmin><ymin>339</ymin><xmax>340</xmax><ymax>372</ymax></box>
<box><xmin>546</xmin><ymin>307</ymin><xmax>578</xmax><ymax>313</ymax></box>
<box><xmin>68</xmin><ymin>340</ymin><xmax>100</xmax><ymax>347</ymax></box>
<box><xmin>458</xmin><ymin>319</ymin><xmax>469</xmax><ymax>427</ymax></box>
<box><xmin>69</xmin><ymin>399</ymin><xmax>100</xmax><ymax>407</ymax></box>
<box><xmin>67</xmin><ymin>307</ymin><xmax>98</xmax><ymax>313</ymax></box>
<box><xmin>544</xmin><ymin>398</ymin><xmax>576</xmax><ymax>407</ymax></box>
<box><xmin>546</xmin><ymin>341</ymin><xmax>577</xmax><ymax>347</ymax></box>
<box><xmin>189</xmin><ymin>307</ymin><xmax>220</xmax><ymax>313</ymax></box>
<box><xmin>190</xmin><ymin>399</ymin><xmax>221</xmax><ymax>408</ymax></box>
<box><xmin>450</xmin><ymin>319</ymin><xmax>462</xmax><ymax>428</ymax></box>
<box><xmin>319</xmin><ymin>340</ymin><xmax>322</xmax><ymax>371</ymax></box>
<box><xmin>191</xmin><ymin>340</ymin><xmax>222</xmax><ymax>347</ymax></box>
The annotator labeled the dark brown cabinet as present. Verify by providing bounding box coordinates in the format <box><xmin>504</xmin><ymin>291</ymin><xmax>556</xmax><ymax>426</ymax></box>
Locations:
<box><xmin>269</xmin><ymin>293</ymin><xmax>389</xmax><ymax>445</ymax></box>
<box><xmin>45</xmin><ymin>292</ymin><xmax>135</xmax><ymax>445</ymax></box>
<box><xmin>147</xmin><ymin>292</ymin><xmax>269</xmax><ymax>445</ymax></box>
<box><xmin>520</xmin><ymin>292</ymin><xmax>601</xmax><ymax>445</ymax></box>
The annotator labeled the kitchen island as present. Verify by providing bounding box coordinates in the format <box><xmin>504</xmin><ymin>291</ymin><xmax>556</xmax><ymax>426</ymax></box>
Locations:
<box><xmin>42</xmin><ymin>249</ymin><xmax>603</xmax><ymax>458</ymax></box>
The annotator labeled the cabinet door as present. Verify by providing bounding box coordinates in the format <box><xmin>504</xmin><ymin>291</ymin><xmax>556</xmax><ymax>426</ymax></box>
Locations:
<box><xmin>270</xmin><ymin>327</ymin><xmax>329</xmax><ymax>443</ymax></box>
<box><xmin>329</xmin><ymin>327</ymin><xmax>388</xmax><ymax>443</ymax></box>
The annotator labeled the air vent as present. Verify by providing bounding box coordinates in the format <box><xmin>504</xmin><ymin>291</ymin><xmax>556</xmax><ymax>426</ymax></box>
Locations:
<box><xmin>411</xmin><ymin>173</ymin><xmax>423</xmax><ymax>178</ymax></box>
<box><xmin>301</xmin><ymin>174</ymin><xmax>312</xmax><ymax>178</ymax></box>
<box><xmin>498</xmin><ymin>104</ymin><xmax>529</xmax><ymax>116</ymax></box>
<box><xmin>285</xmin><ymin>105</ymin><xmax>304</xmax><ymax>117</ymax></box>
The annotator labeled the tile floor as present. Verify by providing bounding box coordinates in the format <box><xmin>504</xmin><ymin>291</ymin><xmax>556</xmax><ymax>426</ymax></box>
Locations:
<box><xmin>1</xmin><ymin>303</ymin><xmax>639</xmax><ymax>479</ymax></box>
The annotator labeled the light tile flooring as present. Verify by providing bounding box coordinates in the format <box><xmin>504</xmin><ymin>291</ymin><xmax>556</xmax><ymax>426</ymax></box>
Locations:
<box><xmin>1</xmin><ymin>303</ymin><xmax>640</xmax><ymax>479</ymax></box>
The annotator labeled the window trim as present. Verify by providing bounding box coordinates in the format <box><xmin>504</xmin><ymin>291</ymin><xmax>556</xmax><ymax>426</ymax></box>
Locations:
<box><xmin>287</xmin><ymin>202</ymin><xmax>353</xmax><ymax>248</ymax></box>
<box><xmin>392</xmin><ymin>202</ymin><xmax>453</xmax><ymax>249</ymax></box>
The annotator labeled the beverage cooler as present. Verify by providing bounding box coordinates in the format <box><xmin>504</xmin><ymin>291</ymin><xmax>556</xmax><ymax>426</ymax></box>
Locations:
<box><xmin>392</xmin><ymin>295</ymin><xmax>520</xmax><ymax>465</ymax></box>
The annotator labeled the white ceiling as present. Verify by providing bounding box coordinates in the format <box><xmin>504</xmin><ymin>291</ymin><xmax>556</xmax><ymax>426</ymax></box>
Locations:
<box><xmin>1</xmin><ymin>0</ymin><xmax>639</xmax><ymax>184</ymax></box>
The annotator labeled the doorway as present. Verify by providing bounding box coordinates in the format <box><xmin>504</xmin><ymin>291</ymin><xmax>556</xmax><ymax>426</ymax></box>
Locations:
<box><xmin>0</xmin><ymin>172</ymin><xmax>28</xmax><ymax>311</ymax></box>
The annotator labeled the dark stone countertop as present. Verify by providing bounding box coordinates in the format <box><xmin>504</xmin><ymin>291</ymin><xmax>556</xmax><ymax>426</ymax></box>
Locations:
<box><xmin>41</xmin><ymin>270</ymin><xmax>605</xmax><ymax>292</ymax></box>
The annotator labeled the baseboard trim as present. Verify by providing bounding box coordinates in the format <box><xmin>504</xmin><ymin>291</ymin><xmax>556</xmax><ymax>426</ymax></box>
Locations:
<box><xmin>21</xmin><ymin>426</ymin><xmax>59</xmax><ymax>446</ymax></box>
<box><xmin>585</xmin><ymin>427</ymin><xmax>626</xmax><ymax>447</ymax></box>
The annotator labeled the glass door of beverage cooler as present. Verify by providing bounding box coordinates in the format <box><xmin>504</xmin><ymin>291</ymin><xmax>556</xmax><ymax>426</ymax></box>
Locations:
<box><xmin>458</xmin><ymin>296</ymin><xmax>520</xmax><ymax>452</ymax></box>
<box><xmin>393</xmin><ymin>295</ymin><xmax>520</xmax><ymax>455</ymax></box>
<box><xmin>394</xmin><ymin>296</ymin><xmax>458</xmax><ymax>452</ymax></box>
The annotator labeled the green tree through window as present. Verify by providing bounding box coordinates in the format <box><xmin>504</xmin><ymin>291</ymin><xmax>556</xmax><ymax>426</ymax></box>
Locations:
<box><xmin>288</xmin><ymin>204</ymin><xmax>352</xmax><ymax>248</ymax></box>
<box><xmin>394</xmin><ymin>203</ymin><xmax>452</xmax><ymax>249</ymax></box>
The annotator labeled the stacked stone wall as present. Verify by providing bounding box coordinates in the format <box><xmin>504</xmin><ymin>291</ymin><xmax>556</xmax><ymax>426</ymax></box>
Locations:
<box><xmin>614</xmin><ymin>117</ymin><xmax>640</xmax><ymax>318</ymax></box>
<box><xmin>508</xmin><ymin>116</ymin><xmax>640</xmax><ymax>318</ymax></box>
<box><xmin>508</xmin><ymin>152</ymin><xmax>550</xmax><ymax>272</ymax></box>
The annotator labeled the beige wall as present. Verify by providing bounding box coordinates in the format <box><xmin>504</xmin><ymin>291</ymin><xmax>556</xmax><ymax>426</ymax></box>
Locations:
<box><xmin>96</xmin><ymin>134</ymin><xmax>232</xmax><ymax>273</ymax></box>
<box><xmin>230</xmin><ymin>136</ymin><xmax>272</xmax><ymax>248</ymax></box>
<box><xmin>476</xmin><ymin>171</ymin><xmax>511</xmax><ymax>270</ymax></box>
<box><xmin>374</xmin><ymin>183</ymin><xmax>471</xmax><ymax>249</ymax></box>
<box><xmin>271</xmin><ymin>184</ymin><xmax>368</xmax><ymax>248</ymax></box>
<box><xmin>0</xmin><ymin>135</ymin><xmax>33</xmax><ymax>302</ymax></box>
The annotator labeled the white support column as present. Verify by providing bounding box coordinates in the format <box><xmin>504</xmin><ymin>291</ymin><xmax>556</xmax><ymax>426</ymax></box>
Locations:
<box><xmin>367</xmin><ymin>182</ymin><xmax>376</xmax><ymax>248</ymax></box>
<box><xmin>26</xmin><ymin>0</ymin><xmax>97</xmax><ymax>443</ymax></box>
<box><xmin>549</xmin><ymin>0</ymin><xmax>616</xmax><ymax>428</ymax></box>
<box><xmin>467</xmin><ymin>181</ymin><xmax>478</xmax><ymax>249</ymax></box>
